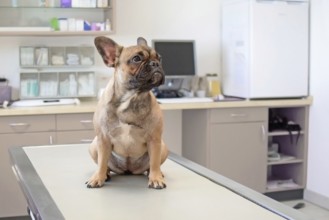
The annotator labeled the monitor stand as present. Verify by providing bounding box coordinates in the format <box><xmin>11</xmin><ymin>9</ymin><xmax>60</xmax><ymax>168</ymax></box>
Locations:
<box><xmin>154</xmin><ymin>78</ymin><xmax>184</xmax><ymax>98</ymax></box>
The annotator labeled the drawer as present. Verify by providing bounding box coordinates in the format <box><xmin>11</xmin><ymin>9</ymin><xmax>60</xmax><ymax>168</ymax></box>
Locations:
<box><xmin>0</xmin><ymin>115</ymin><xmax>56</xmax><ymax>133</ymax></box>
<box><xmin>210</xmin><ymin>108</ymin><xmax>267</xmax><ymax>123</ymax></box>
<box><xmin>56</xmin><ymin>131</ymin><xmax>95</xmax><ymax>144</ymax></box>
<box><xmin>57</xmin><ymin>113</ymin><xmax>94</xmax><ymax>131</ymax></box>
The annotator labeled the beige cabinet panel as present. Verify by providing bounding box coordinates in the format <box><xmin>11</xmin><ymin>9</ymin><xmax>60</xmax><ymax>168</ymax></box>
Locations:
<box><xmin>0</xmin><ymin>132</ymin><xmax>55</xmax><ymax>218</ymax></box>
<box><xmin>182</xmin><ymin>108</ymin><xmax>268</xmax><ymax>193</ymax></box>
<box><xmin>209</xmin><ymin>122</ymin><xmax>267</xmax><ymax>192</ymax></box>
<box><xmin>0</xmin><ymin>115</ymin><xmax>55</xmax><ymax>133</ymax></box>
<box><xmin>56</xmin><ymin>113</ymin><xmax>94</xmax><ymax>131</ymax></box>
<box><xmin>210</xmin><ymin>107</ymin><xmax>267</xmax><ymax>123</ymax></box>
<box><xmin>56</xmin><ymin>130</ymin><xmax>95</xmax><ymax>145</ymax></box>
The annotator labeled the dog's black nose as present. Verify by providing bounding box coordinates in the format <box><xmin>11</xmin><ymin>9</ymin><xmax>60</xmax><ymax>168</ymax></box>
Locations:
<box><xmin>149</xmin><ymin>60</ymin><xmax>160</xmax><ymax>67</ymax></box>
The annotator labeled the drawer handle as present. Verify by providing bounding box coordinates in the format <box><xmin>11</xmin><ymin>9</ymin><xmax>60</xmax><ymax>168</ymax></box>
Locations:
<box><xmin>230</xmin><ymin>113</ymin><xmax>247</xmax><ymax>118</ymax></box>
<box><xmin>9</xmin><ymin>123</ymin><xmax>30</xmax><ymax>127</ymax></box>
<box><xmin>261</xmin><ymin>125</ymin><xmax>266</xmax><ymax>142</ymax></box>
<box><xmin>80</xmin><ymin>139</ymin><xmax>93</xmax><ymax>143</ymax></box>
<box><xmin>80</xmin><ymin>120</ymin><xmax>93</xmax><ymax>124</ymax></box>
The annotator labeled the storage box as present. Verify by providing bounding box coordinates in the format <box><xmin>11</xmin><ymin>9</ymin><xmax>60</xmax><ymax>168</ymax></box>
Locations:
<box><xmin>0</xmin><ymin>79</ymin><xmax>11</xmax><ymax>104</ymax></box>
<box><xmin>61</xmin><ymin>0</ymin><xmax>71</xmax><ymax>8</ymax></box>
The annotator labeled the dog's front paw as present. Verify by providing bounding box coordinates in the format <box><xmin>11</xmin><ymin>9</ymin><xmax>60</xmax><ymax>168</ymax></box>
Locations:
<box><xmin>148</xmin><ymin>172</ymin><xmax>166</xmax><ymax>189</ymax></box>
<box><xmin>85</xmin><ymin>172</ymin><xmax>109</xmax><ymax>188</ymax></box>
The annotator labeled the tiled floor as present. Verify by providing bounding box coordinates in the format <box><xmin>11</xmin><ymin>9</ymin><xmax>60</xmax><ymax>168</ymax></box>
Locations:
<box><xmin>282</xmin><ymin>199</ymin><xmax>329</xmax><ymax>220</ymax></box>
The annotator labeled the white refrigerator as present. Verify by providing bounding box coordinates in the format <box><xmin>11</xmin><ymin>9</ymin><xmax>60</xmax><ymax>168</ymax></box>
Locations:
<box><xmin>221</xmin><ymin>0</ymin><xmax>309</xmax><ymax>99</ymax></box>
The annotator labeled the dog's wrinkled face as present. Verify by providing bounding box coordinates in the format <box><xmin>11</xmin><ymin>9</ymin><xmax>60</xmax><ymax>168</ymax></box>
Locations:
<box><xmin>95</xmin><ymin>36</ymin><xmax>165</xmax><ymax>92</ymax></box>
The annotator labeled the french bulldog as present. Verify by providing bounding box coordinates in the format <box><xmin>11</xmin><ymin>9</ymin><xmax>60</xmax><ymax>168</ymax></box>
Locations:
<box><xmin>86</xmin><ymin>36</ymin><xmax>168</xmax><ymax>189</ymax></box>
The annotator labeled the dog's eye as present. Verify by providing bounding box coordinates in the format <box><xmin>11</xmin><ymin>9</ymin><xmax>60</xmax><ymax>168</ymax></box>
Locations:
<box><xmin>132</xmin><ymin>55</ymin><xmax>142</xmax><ymax>63</ymax></box>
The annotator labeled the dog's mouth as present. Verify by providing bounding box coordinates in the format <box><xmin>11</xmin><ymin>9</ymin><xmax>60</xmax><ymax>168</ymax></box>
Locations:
<box><xmin>150</xmin><ymin>71</ymin><xmax>165</xmax><ymax>86</ymax></box>
<box><xmin>128</xmin><ymin>69</ymin><xmax>164</xmax><ymax>92</ymax></box>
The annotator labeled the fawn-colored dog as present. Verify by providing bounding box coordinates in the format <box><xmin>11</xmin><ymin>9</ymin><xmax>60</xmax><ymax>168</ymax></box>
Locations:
<box><xmin>86</xmin><ymin>36</ymin><xmax>168</xmax><ymax>189</ymax></box>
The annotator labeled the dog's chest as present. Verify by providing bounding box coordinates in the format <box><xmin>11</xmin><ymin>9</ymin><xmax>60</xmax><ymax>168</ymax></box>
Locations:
<box><xmin>110</xmin><ymin>120</ymin><xmax>146</xmax><ymax>156</ymax></box>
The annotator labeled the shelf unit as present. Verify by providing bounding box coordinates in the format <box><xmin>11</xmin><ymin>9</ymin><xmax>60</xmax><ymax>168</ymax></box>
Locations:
<box><xmin>20</xmin><ymin>71</ymin><xmax>96</xmax><ymax>99</ymax></box>
<box><xmin>0</xmin><ymin>1</ymin><xmax>114</xmax><ymax>36</ymax></box>
<box><xmin>266</xmin><ymin>107</ymin><xmax>309</xmax><ymax>194</ymax></box>
<box><xmin>20</xmin><ymin>46</ymin><xmax>95</xmax><ymax>67</ymax></box>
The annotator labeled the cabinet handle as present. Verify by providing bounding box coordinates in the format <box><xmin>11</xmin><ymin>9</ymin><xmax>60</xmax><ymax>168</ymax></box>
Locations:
<box><xmin>230</xmin><ymin>113</ymin><xmax>247</xmax><ymax>118</ymax></box>
<box><xmin>261</xmin><ymin>125</ymin><xmax>266</xmax><ymax>142</ymax></box>
<box><xmin>80</xmin><ymin>139</ymin><xmax>93</xmax><ymax>143</ymax></box>
<box><xmin>9</xmin><ymin>123</ymin><xmax>30</xmax><ymax>127</ymax></box>
<box><xmin>80</xmin><ymin>120</ymin><xmax>93</xmax><ymax>124</ymax></box>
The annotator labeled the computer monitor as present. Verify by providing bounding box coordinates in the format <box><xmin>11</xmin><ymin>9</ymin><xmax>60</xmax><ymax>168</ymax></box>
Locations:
<box><xmin>152</xmin><ymin>40</ymin><xmax>196</xmax><ymax>78</ymax></box>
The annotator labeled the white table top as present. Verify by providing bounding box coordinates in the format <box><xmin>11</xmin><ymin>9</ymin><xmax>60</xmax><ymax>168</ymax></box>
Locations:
<box><xmin>10</xmin><ymin>144</ymin><xmax>310</xmax><ymax>220</ymax></box>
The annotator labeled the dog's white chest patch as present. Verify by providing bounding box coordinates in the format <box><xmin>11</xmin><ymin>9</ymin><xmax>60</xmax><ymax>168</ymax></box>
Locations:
<box><xmin>119</xmin><ymin>122</ymin><xmax>133</xmax><ymax>145</ymax></box>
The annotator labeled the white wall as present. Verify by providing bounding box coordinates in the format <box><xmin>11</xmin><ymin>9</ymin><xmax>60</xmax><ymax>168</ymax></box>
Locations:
<box><xmin>307</xmin><ymin>0</ymin><xmax>329</xmax><ymax>205</ymax></box>
<box><xmin>0</xmin><ymin>0</ymin><xmax>221</xmax><ymax>99</ymax></box>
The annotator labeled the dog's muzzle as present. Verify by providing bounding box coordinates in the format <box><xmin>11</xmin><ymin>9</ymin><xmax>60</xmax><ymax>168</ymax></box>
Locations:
<box><xmin>149</xmin><ymin>60</ymin><xmax>165</xmax><ymax>86</ymax></box>
<box><xmin>151</xmin><ymin>70</ymin><xmax>165</xmax><ymax>86</ymax></box>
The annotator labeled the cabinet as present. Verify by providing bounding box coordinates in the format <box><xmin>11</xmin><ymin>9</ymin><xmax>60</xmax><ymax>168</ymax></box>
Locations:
<box><xmin>182</xmin><ymin>106</ymin><xmax>309</xmax><ymax>196</ymax></box>
<box><xmin>0</xmin><ymin>115</ymin><xmax>56</xmax><ymax>217</ymax></box>
<box><xmin>0</xmin><ymin>113</ymin><xmax>94</xmax><ymax>218</ymax></box>
<box><xmin>56</xmin><ymin>113</ymin><xmax>95</xmax><ymax>144</ymax></box>
<box><xmin>0</xmin><ymin>0</ymin><xmax>114</xmax><ymax>36</ymax></box>
<box><xmin>182</xmin><ymin>107</ymin><xmax>268</xmax><ymax>192</ymax></box>
<box><xmin>266</xmin><ymin>107</ymin><xmax>309</xmax><ymax>194</ymax></box>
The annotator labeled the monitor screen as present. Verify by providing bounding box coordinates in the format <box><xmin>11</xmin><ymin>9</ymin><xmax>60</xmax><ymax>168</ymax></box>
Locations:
<box><xmin>153</xmin><ymin>40</ymin><xmax>196</xmax><ymax>77</ymax></box>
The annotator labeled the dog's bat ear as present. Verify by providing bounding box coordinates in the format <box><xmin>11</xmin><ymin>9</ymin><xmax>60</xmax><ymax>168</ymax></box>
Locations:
<box><xmin>94</xmin><ymin>36</ymin><xmax>122</xmax><ymax>67</ymax></box>
<box><xmin>137</xmin><ymin>37</ymin><xmax>148</xmax><ymax>47</ymax></box>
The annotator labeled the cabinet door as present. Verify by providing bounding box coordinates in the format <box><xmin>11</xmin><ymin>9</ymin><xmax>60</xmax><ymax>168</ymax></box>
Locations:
<box><xmin>209</xmin><ymin>122</ymin><xmax>267</xmax><ymax>192</ymax></box>
<box><xmin>56</xmin><ymin>130</ymin><xmax>95</xmax><ymax>144</ymax></box>
<box><xmin>0</xmin><ymin>132</ymin><xmax>55</xmax><ymax>218</ymax></box>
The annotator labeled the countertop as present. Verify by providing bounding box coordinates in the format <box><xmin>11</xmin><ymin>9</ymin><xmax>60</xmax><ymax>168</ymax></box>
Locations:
<box><xmin>0</xmin><ymin>97</ymin><xmax>313</xmax><ymax>116</ymax></box>
<box><xmin>9</xmin><ymin>144</ymin><xmax>310</xmax><ymax>220</ymax></box>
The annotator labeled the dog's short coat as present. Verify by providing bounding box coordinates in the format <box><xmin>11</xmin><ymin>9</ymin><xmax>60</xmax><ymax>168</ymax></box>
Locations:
<box><xmin>86</xmin><ymin>36</ymin><xmax>168</xmax><ymax>189</ymax></box>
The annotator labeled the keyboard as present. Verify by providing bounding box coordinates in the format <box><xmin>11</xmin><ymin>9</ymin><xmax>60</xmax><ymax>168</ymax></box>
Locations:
<box><xmin>157</xmin><ymin>97</ymin><xmax>214</xmax><ymax>104</ymax></box>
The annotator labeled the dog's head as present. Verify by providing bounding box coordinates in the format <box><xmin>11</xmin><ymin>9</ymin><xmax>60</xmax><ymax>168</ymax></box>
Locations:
<box><xmin>95</xmin><ymin>36</ymin><xmax>165</xmax><ymax>92</ymax></box>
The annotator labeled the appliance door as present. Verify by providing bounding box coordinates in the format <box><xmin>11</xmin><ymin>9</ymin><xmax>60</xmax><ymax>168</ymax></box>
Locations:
<box><xmin>250</xmin><ymin>0</ymin><xmax>309</xmax><ymax>98</ymax></box>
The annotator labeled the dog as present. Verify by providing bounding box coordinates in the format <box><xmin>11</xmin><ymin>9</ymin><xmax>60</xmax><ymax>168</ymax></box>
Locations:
<box><xmin>86</xmin><ymin>36</ymin><xmax>168</xmax><ymax>189</ymax></box>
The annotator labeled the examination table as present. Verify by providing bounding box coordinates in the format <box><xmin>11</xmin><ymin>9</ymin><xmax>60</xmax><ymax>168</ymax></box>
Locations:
<box><xmin>9</xmin><ymin>144</ymin><xmax>310</xmax><ymax>220</ymax></box>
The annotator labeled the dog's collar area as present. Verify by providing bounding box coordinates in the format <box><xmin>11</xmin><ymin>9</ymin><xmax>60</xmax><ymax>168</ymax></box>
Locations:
<box><xmin>127</xmin><ymin>122</ymin><xmax>143</xmax><ymax>129</ymax></box>
<box><xmin>120</xmin><ymin>120</ymin><xmax>143</xmax><ymax>129</ymax></box>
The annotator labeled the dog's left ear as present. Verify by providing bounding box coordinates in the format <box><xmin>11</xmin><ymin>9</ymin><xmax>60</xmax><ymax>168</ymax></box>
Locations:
<box><xmin>94</xmin><ymin>36</ymin><xmax>123</xmax><ymax>67</ymax></box>
<box><xmin>137</xmin><ymin>37</ymin><xmax>148</xmax><ymax>47</ymax></box>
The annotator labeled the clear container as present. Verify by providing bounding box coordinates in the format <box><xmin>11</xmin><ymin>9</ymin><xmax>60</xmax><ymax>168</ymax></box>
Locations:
<box><xmin>20</xmin><ymin>72</ymin><xmax>39</xmax><ymax>98</ymax></box>
<box><xmin>79</xmin><ymin>47</ymin><xmax>94</xmax><ymax>66</ymax></box>
<box><xmin>39</xmin><ymin>72</ymin><xmax>58</xmax><ymax>97</ymax></box>
<box><xmin>78</xmin><ymin>72</ymin><xmax>95</xmax><ymax>96</ymax></box>
<box><xmin>50</xmin><ymin>47</ymin><xmax>66</xmax><ymax>66</ymax></box>
<box><xmin>66</xmin><ymin>47</ymin><xmax>80</xmax><ymax>65</ymax></box>
<box><xmin>20</xmin><ymin>47</ymin><xmax>35</xmax><ymax>66</ymax></box>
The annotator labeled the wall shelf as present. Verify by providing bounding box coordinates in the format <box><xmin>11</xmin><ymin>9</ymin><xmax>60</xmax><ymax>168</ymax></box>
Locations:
<box><xmin>0</xmin><ymin>30</ymin><xmax>113</xmax><ymax>36</ymax></box>
<box><xmin>0</xmin><ymin>1</ymin><xmax>114</xmax><ymax>36</ymax></box>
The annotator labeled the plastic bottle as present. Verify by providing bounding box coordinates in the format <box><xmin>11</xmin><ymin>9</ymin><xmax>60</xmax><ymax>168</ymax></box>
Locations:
<box><xmin>105</xmin><ymin>19</ymin><xmax>111</xmax><ymax>31</ymax></box>
<box><xmin>69</xmin><ymin>74</ymin><xmax>77</xmax><ymax>96</ymax></box>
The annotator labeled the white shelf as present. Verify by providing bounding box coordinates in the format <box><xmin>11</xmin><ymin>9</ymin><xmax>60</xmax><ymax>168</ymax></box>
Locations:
<box><xmin>265</xmin><ymin>185</ymin><xmax>303</xmax><ymax>193</ymax></box>
<box><xmin>268</xmin><ymin>130</ymin><xmax>304</xmax><ymax>136</ymax></box>
<box><xmin>0</xmin><ymin>30</ymin><xmax>113</xmax><ymax>36</ymax></box>
<box><xmin>268</xmin><ymin>159</ymin><xmax>303</xmax><ymax>166</ymax></box>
